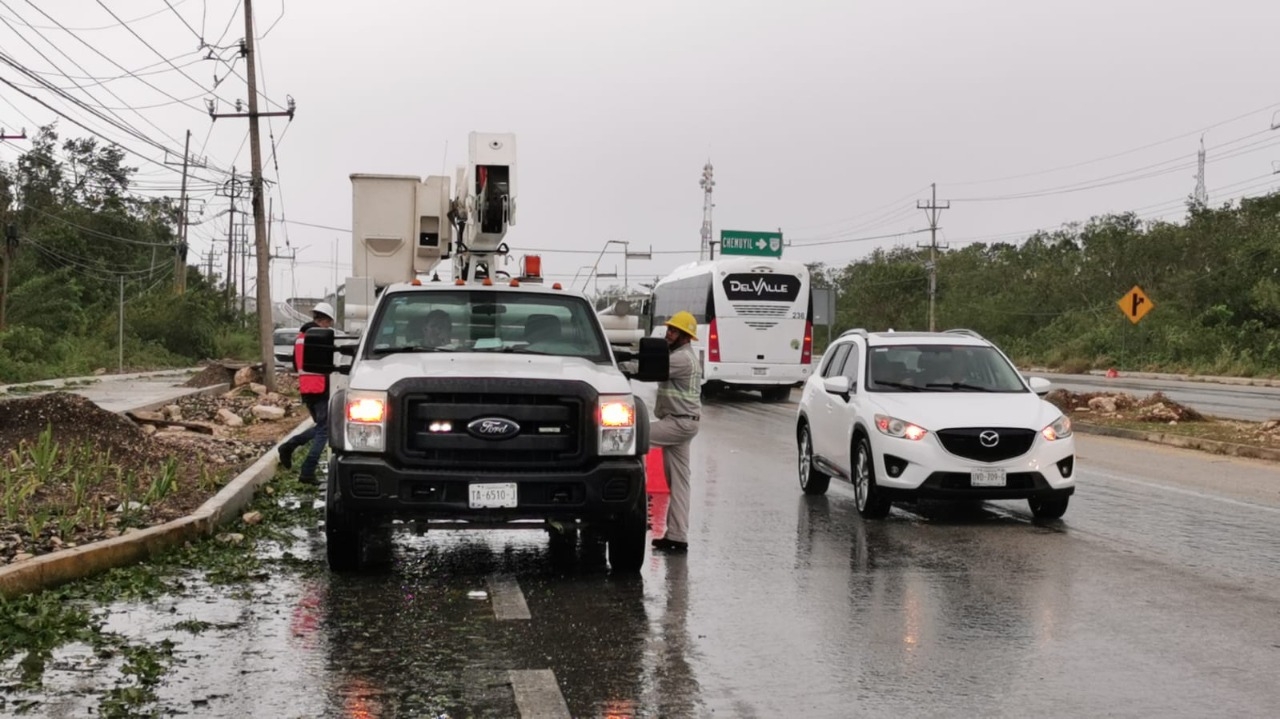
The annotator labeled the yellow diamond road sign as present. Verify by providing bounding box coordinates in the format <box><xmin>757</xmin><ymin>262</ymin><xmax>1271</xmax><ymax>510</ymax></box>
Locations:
<box><xmin>1118</xmin><ymin>285</ymin><xmax>1154</xmax><ymax>324</ymax></box>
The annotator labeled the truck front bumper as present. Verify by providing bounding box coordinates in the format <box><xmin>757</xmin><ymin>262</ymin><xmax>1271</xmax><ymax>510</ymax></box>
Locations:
<box><xmin>329</xmin><ymin>454</ymin><xmax>646</xmax><ymax>523</ymax></box>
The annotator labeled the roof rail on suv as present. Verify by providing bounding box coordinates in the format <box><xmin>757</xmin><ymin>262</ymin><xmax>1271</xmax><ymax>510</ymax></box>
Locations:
<box><xmin>839</xmin><ymin>328</ymin><xmax>868</xmax><ymax>339</ymax></box>
<box><xmin>944</xmin><ymin>328</ymin><xmax>985</xmax><ymax>340</ymax></box>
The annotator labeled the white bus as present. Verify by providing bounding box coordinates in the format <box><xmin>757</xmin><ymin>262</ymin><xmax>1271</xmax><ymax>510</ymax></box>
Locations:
<box><xmin>648</xmin><ymin>257</ymin><xmax>814</xmax><ymax>401</ymax></box>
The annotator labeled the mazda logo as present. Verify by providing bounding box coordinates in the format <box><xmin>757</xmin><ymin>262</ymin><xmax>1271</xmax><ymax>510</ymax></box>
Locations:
<box><xmin>979</xmin><ymin>430</ymin><xmax>1000</xmax><ymax>447</ymax></box>
<box><xmin>466</xmin><ymin>417</ymin><xmax>521</xmax><ymax>440</ymax></box>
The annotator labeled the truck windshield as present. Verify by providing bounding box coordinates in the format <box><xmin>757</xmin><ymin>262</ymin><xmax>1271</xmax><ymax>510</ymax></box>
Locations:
<box><xmin>367</xmin><ymin>290</ymin><xmax>610</xmax><ymax>361</ymax></box>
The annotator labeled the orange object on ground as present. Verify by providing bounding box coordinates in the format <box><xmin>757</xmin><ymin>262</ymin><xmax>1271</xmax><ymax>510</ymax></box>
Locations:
<box><xmin>645</xmin><ymin>446</ymin><xmax>668</xmax><ymax>494</ymax></box>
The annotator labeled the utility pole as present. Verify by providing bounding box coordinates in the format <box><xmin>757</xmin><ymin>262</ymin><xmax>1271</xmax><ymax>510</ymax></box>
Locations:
<box><xmin>208</xmin><ymin>0</ymin><xmax>297</xmax><ymax>391</ymax></box>
<box><xmin>1193</xmin><ymin>135</ymin><xmax>1208</xmax><ymax>206</ymax></box>
<box><xmin>1</xmin><ymin>223</ymin><xmax>17</xmax><ymax>331</ymax></box>
<box><xmin>699</xmin><ymin>161</ymin><xmax>715</xmax><ymax>261</ymax></box>
<box><xmin>217</xmin><ymin>167</ymin><xmax>244</xmax><ymax>311</ymax></box>
<box><xmin>118</xmin><ymin>275</ymin><xmax>124</xmax><ymax>372</ymax></box>
<box><xmin>917</xmin><ymin>183</ymin><xmax>950</xmax><ymax>332</ymax></box>
<box><xmin>1</xmin><ymin>132</ymin><xmax>26</xmax><ymax>330</ymax></box>
<box><xmin>165</xmin><ymin>130</ymin><xmax>207</xmax><ymax>294</ymax></box>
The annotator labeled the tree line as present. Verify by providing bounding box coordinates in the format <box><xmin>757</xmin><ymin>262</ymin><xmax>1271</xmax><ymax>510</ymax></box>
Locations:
<box><xmin>809</xmin><ymin>192</ymin><xmax>1280</xmax><ymax>377</ymax></box>
<box><xmin>0</xmin><ymin>125</ymin><xmax>257</xmax><ymax>382</ymax></box>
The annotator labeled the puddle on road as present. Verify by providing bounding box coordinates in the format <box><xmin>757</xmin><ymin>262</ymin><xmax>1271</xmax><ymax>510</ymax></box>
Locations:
<box><xmin>1</xmin><ymin>490</ymin><xmax>679</xmax><ymax>718</ymax></box>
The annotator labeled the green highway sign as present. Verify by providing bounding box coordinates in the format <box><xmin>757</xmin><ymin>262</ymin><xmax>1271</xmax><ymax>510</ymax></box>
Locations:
<box><xmin>720</xmin><ymin>230</ymin><xmax>783</xmax><ymax>258</ymax></box>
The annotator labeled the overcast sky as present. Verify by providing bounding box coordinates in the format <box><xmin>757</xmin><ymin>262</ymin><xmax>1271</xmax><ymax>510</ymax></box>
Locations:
<box><xmin>1</xmin><ymin>0</ymin><xmax>1278</xmax><ymax>301</ymax></box>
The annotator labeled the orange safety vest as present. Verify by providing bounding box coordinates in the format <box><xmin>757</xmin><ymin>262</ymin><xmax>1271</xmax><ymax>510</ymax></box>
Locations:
<box><xmin>295</xmin><ymin>331</ymin><xmax>327</xmax><ymax>396</ymax></box>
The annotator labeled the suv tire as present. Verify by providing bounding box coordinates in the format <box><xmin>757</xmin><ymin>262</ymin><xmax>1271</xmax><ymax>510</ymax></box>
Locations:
<box><xmin>854</xmin><ymin>435</ymin><xmax>892</xmax><ymax>519</ymax></box>
<box><xmin>797</xmin><ymin>424</ymin><xmax>831</xmax><ymax>495</ymax></box>
<box><xmin>1029</xmin><ymin>494</ymin><xmax>1070</xmax><ymax>519</ymax></box>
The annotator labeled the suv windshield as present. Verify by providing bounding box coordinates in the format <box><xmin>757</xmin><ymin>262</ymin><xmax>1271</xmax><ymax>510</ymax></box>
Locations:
<box><xmin>866</xmin><ymin>343</ymin><xmax>1027</xmax><ymax>393</ymax></box>
<box><xmin>366</xmin><ymin>290</ymin><xmax>609</xmax><ymax>361</ymax></box>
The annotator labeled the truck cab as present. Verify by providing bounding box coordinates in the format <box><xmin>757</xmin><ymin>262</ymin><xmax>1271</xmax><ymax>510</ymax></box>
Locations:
<box><xmin>302</xmin><ymin>280</ymin><xmax>667</xmax><ymax>573</ymax></box>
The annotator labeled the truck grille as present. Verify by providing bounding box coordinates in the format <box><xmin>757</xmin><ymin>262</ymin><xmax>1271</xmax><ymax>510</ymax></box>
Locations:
<box><xmin>935</xmin><ymin>428</ymin><xmax>1036</xmax><ymax>463</ymax></box>
<box><xmin>394</xmin><ymin>379</ymin><xmax>592</xmax><ymax>471</ymax></box>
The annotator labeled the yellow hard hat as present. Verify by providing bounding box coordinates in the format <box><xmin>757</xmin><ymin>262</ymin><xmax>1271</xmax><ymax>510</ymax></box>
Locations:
<box><xmin>664</xmin><ymin>311</ymin><xmax>699</xmax><ymax>340</ymax></box>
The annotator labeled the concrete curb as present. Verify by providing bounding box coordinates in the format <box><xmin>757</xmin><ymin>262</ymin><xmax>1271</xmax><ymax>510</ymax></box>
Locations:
<box><xmin>1074</xmin><ymin>421</ymin><xmax>1280</xmax><ymax>463</ymax></box>
<box><xmin>127</xmin><ymin>383</ymin><xmax>232</xmax><ymax>414</ymax></box>
<box><xmin>0</xmin><ymin>418</ymin><xmax>315</xmax><ymax>600</ymax></box>
<box><xmin>1075</xmin><ymin>369</ymin><xmax>1280</xmax><ymax>388</ymax></box>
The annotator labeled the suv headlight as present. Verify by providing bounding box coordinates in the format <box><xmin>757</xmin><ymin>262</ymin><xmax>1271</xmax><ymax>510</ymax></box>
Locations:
<box><xmin>343</xmin><ymin>391</ymin><xmax>388</xmax><ymax>451</ymax></box>
<box><xmin>598</xmin><ymin>395</ymin><xmax>636</xmax><ymax>455</ymax></box>
<box><xmin>874</xmin><ymin>414</ymin><xmax>928</xmax><ymax>441</ymax></box>
<box><xmin>1042</xmin><ymin>414</ymin><xmax>1073</xmax><ymax>441</ymax></box>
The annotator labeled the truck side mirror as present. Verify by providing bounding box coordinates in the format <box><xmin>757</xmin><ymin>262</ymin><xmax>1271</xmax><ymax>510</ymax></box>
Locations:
<box><xmin>629</xmin><ymin>337</ymin><xmax>669</xmax><ymax>382</ymax></box>
<box><xmin>301</xmin><ymin>327</ymin><xmax>337</xmax><ymax>374</ymax></box>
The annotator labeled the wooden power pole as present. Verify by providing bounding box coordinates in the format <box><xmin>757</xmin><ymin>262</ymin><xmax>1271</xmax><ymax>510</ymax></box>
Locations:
<box><xmin>209</xmin><ymin>0</ymin><xmax>296</xmax><ymax>391</ymax></box>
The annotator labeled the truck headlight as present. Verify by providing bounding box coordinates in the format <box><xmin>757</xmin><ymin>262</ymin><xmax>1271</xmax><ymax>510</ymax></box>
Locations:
<box><xmin>344</xmin><ymin>391</ymin><xmax>388</xmax><ymax>451</ymax></box>
<box><xmin>598</xmin><ymin>395</ymin><xmax>636</xmax><ymax>456</ymax></box>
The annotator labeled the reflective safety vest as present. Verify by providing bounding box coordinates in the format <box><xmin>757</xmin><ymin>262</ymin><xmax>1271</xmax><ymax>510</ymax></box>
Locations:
<box><xmin>295</xmin><ymin>332</ymin><xmax>327</xmax><ymax>396</ymax></box>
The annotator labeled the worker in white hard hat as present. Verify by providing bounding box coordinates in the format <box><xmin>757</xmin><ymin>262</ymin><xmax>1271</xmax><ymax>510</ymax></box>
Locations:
<box><xmin>278</xmin><ymin>302</ymin><xmax>335</xmax><ymax>484</ymax></box>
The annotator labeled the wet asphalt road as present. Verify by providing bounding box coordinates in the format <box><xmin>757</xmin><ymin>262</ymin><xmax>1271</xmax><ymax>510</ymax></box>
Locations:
<box><xmin>16</xmin><ymin>388</ymin><xmax>1280</xmax><ymax>718</ymax></box>
<box><xmin>1035</xmin><ymin>372</ymin><xmax>1280</xmax><ymax>421</ymax></box>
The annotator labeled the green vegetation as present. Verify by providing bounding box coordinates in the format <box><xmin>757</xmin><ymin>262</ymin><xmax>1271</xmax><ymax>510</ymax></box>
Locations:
<box><xmin>809</xmin><ymin>193</ymin><xmax>1280</xmax><ymax>377</ymax></box>
<box><xmin>0</xmin><ymin>125</ymin><xmax>261</xmax><ymax>383</ymax></box>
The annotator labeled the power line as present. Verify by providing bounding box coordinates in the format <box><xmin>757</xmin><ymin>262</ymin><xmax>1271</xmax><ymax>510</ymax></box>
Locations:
<box><xmin>0</xmin><ymin>1</ymin><xmax>191</xmax><ymax>32</ymax></box>
<box><xmin>944</xmin><ymin>98</ymin><xmax>1280</xmax><ymax>188</ymax></box>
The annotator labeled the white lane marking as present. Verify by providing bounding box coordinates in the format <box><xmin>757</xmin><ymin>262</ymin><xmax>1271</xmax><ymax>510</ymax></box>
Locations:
<box><xmin>1080</xmin><ymin>469</ymin><xmax>1280</xmax><ymax>514</ymax></box>
<box><xmin>509</xmin><ymin>669</ymin><xmax>571</xmax><ymax>719</ymax></box>
<box><xmin>488</xmin><ymin>574</ymin><xmax>532</xmax><ymax>620</ymax></box>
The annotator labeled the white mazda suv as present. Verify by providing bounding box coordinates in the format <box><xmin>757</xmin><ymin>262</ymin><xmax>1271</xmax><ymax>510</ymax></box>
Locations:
<box><xmin>795</xmin><ymin>329</ymin><xmax>1075</xmax><ymax>519</ymax></box>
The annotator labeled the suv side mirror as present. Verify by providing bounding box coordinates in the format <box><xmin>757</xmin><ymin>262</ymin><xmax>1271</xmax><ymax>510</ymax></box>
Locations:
<box><xmin>627</xmin><ymin>337</ymin><xmax>669</xmax><ymax>382</ymax></box>
<box><xmin>1028</xmin><ymin>377</ymin><xmax>1051</xmax><ymax>396</ymax></box>
<box><xmin>822</xmin><ymin>375</ymin><xmax>852</xmax><ymax>398</ymax></box>
<box><xmin>301</xmin><ymin>328</ymin><xmax>337</xmax><ymax>374</ymax></box>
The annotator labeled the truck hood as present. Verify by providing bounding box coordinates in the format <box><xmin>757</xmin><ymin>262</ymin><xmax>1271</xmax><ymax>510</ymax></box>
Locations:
<box><xmin>348</xmin><ymin>353</ymin><xmax>634</xmax><ymax>395</ymax></box>
<box><xmin>867</xmin><ymin>392</ymin><xmax>1064</xmax><ymax>432</ymax></box>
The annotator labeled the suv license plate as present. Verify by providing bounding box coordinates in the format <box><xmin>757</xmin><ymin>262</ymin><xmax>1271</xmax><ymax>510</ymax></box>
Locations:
<box><xmin>971</xmin><ymin>469</ymin><xmax>1007</xmax><ymax>487</ymax></box>
<box><xmin>469</xmin><ymin>483</ymin><xmax>518</xmax><ymax>508</ymax></box>
<box><xmin>753</xmin><ymin>367</ymin><xmax>767</xmax><ymax>376</ymax></box>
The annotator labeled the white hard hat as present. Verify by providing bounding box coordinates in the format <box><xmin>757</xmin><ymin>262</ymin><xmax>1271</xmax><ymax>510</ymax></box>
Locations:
<box><xmin>312</xmin><ymin>302</ymin><xmax>336</xmax><ymax>320</ymax></box>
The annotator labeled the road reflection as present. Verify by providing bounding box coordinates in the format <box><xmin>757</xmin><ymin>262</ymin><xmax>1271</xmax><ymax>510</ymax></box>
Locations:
<box><xmin>290</xmin><ymin>531</ymin><xmax>692</xmax><ymax>717</ymax></box>
<box><xmin>793</xmin><ymin>494</ymin><xmax>1078</xmax><ymax>713</ymax></box>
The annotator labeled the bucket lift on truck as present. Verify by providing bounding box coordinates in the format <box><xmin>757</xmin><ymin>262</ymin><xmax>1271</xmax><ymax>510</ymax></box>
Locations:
<box><xmin>343</xmin><ymin>132</ymin><xmax>528</xmax><ymax>334</ymax></box>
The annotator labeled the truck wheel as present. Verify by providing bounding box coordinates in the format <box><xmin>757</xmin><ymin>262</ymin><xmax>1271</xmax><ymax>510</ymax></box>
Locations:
<box><xmin>325</xmin><ymin>488</ymin><xmax>360</xmax><ymax>572</ymax></box>
<box><xmin>607</xmin><ymin>495</ymin><xmax>647</xmax><ymax>573</ymax></box>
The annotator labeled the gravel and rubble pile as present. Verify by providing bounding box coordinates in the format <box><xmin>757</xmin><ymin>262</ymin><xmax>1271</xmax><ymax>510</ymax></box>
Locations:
<box><xmin>1046</xmin><ymin>389</ymin><xmax>1205</xmax><ymax>423</ymax></box>
<box><xmin>0</xmin><ymin>392</ymin><xmax>166</xmax><ymax>469</ymax></box>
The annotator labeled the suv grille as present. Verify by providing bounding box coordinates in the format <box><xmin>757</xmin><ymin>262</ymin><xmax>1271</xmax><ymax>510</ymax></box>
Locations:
<box><xmin>936</xmin><ymin>427</ymin><xmax>1036</xmax><ymax>463</ymax></box>
<box><xmin>396</xmin><ymin>381</ymin><xmax>591</xmax><ymax>471</ymax></box>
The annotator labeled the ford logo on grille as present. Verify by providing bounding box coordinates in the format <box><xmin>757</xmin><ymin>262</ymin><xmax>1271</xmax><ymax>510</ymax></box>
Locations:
<box><xmin>979</xmin><ymin>430</ymin><xmax>1000</xmax><ymax>447</ymax></box>
<box><xmin>467</xmin><ymin>417</ymin><xmax>521</xmax><ymax>440</ymax></box>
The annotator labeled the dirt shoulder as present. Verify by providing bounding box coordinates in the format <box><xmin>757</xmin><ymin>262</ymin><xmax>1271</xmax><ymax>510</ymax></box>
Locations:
<box><xmin>0</xmin><ymin>368</ymin><xmax>309</xmax><ymax>565</ymax></box>
<box><xmin>1047</xmin><ymin>389</ymin><xmax>1280</xmax><ymax>460</ymax></box>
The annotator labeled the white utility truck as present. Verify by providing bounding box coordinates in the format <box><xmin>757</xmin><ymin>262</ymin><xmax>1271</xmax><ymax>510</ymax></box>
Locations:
<box><xmin>300</xmin><ymin>132</ymin><xmax>668</xmax><ymax>573</ymax></box>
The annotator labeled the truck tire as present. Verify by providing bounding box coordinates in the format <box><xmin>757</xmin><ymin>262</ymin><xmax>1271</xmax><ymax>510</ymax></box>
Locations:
<box><xmin>325</xmin><ymin>483</ymin><xmax>360</xmax><ymax>572</ymax></box>
<box><xmin>607</xmin><ymin>494</ymin><xmax>647</xmax><ymax>573</ymax></box>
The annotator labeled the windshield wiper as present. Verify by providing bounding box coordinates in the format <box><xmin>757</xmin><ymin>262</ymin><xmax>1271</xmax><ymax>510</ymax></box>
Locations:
<box><xmin>874</xmin><ymin>381</ymin><xmax>925</xmax><ymax>392</ymax></box>
<box><xmin>925</xmin><ymin>382</ymin><xmax>993</xmax><ymax>392</ymax></box>
<box><xmin>499</xmin><ymin>347</ymin><xmax>552</xmax><ymax>355</ymax></box>
<box><xmin>371</xmin><ymin>345</ymin><xmax>454</xmax><ymax>356</ymax></box>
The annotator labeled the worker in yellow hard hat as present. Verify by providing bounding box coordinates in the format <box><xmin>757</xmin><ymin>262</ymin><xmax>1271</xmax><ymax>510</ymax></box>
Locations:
<box><xmin>645</xmin><ymin>309</ymin><xmax>702</xmax><ymax>553</ymax></box>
